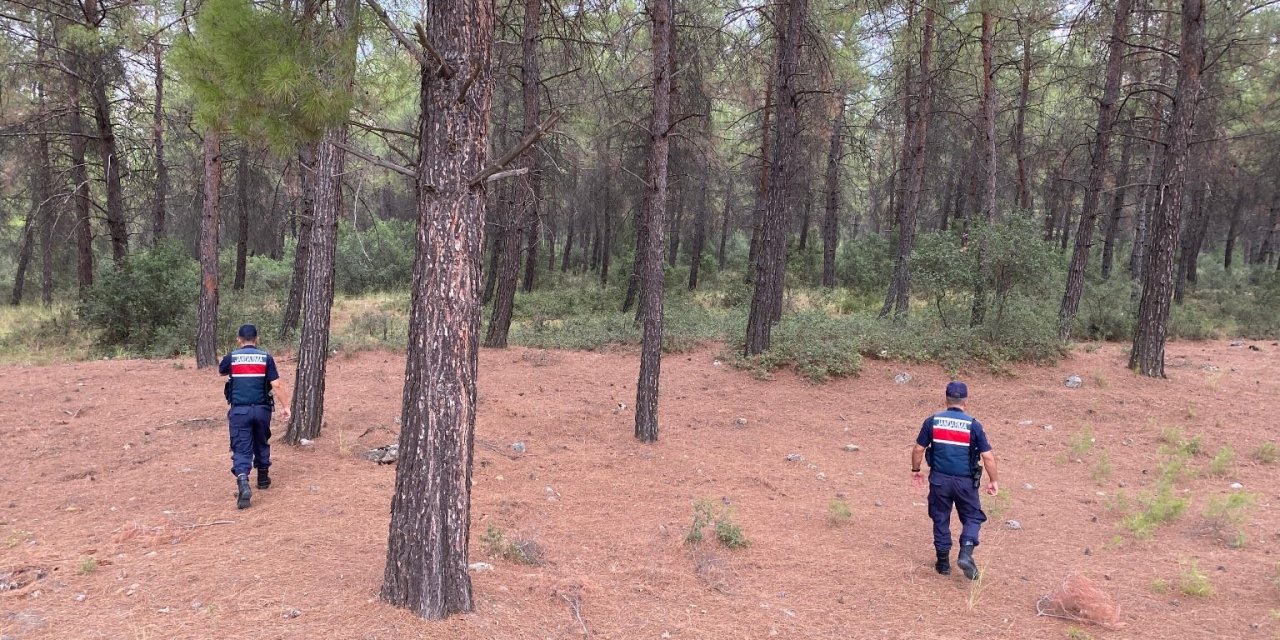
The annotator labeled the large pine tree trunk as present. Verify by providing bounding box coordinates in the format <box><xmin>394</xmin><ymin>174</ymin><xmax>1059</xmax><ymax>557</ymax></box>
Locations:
<box><xmin>1057</xmin><ymin>0</ymin><xmax>1132</xmax><ymax>338</ymax></box>
<box><xmin>195</xmin><ymin>129</ymin><xmax>222</xmax><ymax>369</ymax></box>
<box><xmin>821</xmin><ymin>99</ymin><xmax>843</xmax><ymax>289</ymax></box>
<box><xmin>746</xmin><ymin>81</ymin><xmax>772</xmax><ymax>283</ymax></box>
<box><xmin>381</xmin><ymin>0</ymin><xmax>494</xmax><ymax>618</ymax></box>
<box><xmin>1129</xmin><ymin>3</ymin><xmax>1176</xmax><ymax>282</ymax></box>
<box><xmin>233</xmin><ymin>145</ymin><xmax>251</xmax><ymax>291</ymax></box>
<box><xmin>68</xmin><ymin>77</ymin><xmax>94</xmax><ymax>295</ymax></box>
<box><xmin>285</xmin><ymin>0</ymin><xmax>356</xmax><ymax>443</ymax></box>
<box><xmin>281</xmin><ymin>146</ymin><xmax>316</xmax><ymax>337</ymax></box>
<box><xmin>745</xmin><ymin>0</ymin><xmax>808</xmax><ymax>355</ymax></box>
<box><xmin>879</xmin><ymin>0</ymin><xmax>934</xmax><ymax>320</ymax></box>
<box><xmin>635</xmin><ymin>0</ymin><xmax>673</xmax><ymax>443</ymax></box>
<box><xmin>1130</xmin><ymin>0</ymin><xmax>1205</xmax><ymax>377</ymax></box>
<box><xmin>152</xmin><ymin>41</ymin><xmax>168</xmax><ymax>243</ymax></box>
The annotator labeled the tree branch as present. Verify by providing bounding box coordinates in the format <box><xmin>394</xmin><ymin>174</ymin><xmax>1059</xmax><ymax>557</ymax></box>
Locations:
<box><xmin>363</xmin><ymin>0</ymin><xmax>435</xmax><ymax>71</ymax></box>
<box><xmin>334</xmin><ymin>141</ymin><xmax>416</xmax><ymax>178</ymax></box>
<box><xmin>468</xmin><ymin>112</ymin><xmax>562</xmax><ymax>187</ymax></box>
<box><xmin>414</xmin><ymin>22</ymin><xmax>453</xmax><ymax>78</ymax></box>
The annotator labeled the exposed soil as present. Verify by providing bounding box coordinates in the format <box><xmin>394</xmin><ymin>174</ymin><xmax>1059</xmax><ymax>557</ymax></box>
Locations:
<box><xmin>2</xmin><ymin>340</ymin><xmax>1278</xmax><ymax>639</ymax></box>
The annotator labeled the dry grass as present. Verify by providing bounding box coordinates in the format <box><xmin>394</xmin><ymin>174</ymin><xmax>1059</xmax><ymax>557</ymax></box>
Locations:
<box><xmin>1037</xmin><ymin>574</ymin><xmax>1124</xmax><ymax>630</ymax></box>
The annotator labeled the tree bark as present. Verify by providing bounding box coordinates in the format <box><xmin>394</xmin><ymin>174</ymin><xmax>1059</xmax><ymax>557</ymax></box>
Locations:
<box><xmin>519</xmin><ymin>0</ymin><xmax>543</xmax><ymax>294</ymax></box>
<box><xmin>68</xmin><ymin>76</ymin><xmax>94</xmax><ymax>295</ymax></box>
<box><xmin>195</xmin><ymin>129</ymin><xmax>222</xmax><ymax>369</ymax></box>
<box><xmin>10</xmin><ymin>208</ymin><xmax>36</xmax><ymax>306</ymax></box>
<box><xmin>970</xmin><ymin>7</ymin><xmax>1000</xmax><ymax>328</ymax></box>
<box><xmin>717</xmin><ymin>181</ymin><xmax>731</xmax><ymax>269</ymax></box>
<box><xmin>484</xmin><ymin>179</ymin><xmax>522</xmax><ymax>346</ymax></box>
<box><xmin>1101</xmin><ymin>124</ymin><xmax>1134</xmax><ymax>279</ymax></box>
<box><xmin>879</xmin><ymin>0</ymin><xmax>934</xmax><ymax>320</ymax></box>
<box><xmin>1129</xmin><ymin>2</ymin><xmax>1176</xmax><ymax>282</ymax></box>
<box><xmin>152</xmin><ymin>40</ymin><xmax>168</xmax><ymax>243</ymax></box>
<box><xmin>1057</xmin><ymin>0</ymin><xmax>1132</xmax><ymax>339</ymax></box>
<box><xmin>688</xmin><ymin>166</ymin><xmax>709</xmax><ymax>290</ymax></box>
<box><xmin>233</xmin><ymin>145</ymin><xmax>251</xmax><ymax>291</ymax></box>
<box><xmin>88</xmin><ymin>57</ymin><xmax>129</xmax><ymax>264</ymax></box>
<box><xmin>281</xmin><ymin>146</ymin><xmax>316</xmax><ymax>337</ymax></box>
<box><xmin>1014</xmin><ymin>27</ymin><xmax>1033</xmax><ymax>211</ymax></box>
<box><xmin>285</xmin><ymin>0</ymin><xmax>357</xmax><ymax>443</ymax></box>
<box><xmin>621</xmin><ymin>202</ymin><xmax>643</xmax><ymax>313</ymax></box>
<box><xmin>745</xmin><ymin>0</ymin><xmax>808</xmax><ymax>354</ymax></box>
<box><xmin>1223</xmin><ymin>189</ymin><xmax>1244</xmax><ymax>272</ymax></box>
<box><xmin>381</xmin><ymin>0</ymin><xmax>493</xmax><ymax>618</ymax></box>
<box><xmin>1130</xmin><ymin>0</ymin><xmax>1205</xmax><ymax>377</ymax></box>
<box><xmin>747</xmin><ymin>80</ymin><xmax>772</xmax><ymax>283</ymax></box>
<box><xmin>822</xmin><ymin>99</ymin><xmax>844</xmax><ymax>288</ymax></box>
<box><xmin>635</xmin><ymin>0</ymin><xmax>673</xmax><ymax>443</ymax></box>
<box><xmin>561</xmin><ymin>212</ymin><xmax>574</xmax><ymax>272</ymax></box>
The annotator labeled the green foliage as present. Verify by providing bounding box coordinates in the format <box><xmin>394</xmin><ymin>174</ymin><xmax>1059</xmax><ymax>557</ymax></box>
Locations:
<box><xmin>335</xmin><ymin>220</ymin><xmax>415</xmax><ymax>295</ymax></box>
<box><xmin>1206</xmin><ymin>447</ymin><xmax>1234</xmax><ymax>478</ymax></box>
<box><xmin>736</xmin><ymin>311</ymin><xmax>863</xmax><ymax>382</ymax></box>
<box><xmin>78</xmin><ymin>556</ymin><xmax>97</xmax><ymax>575</ymax></box>
<box><xmin>1121</xmin><ymin>482</ymin><xmax>1188</xmax><ymax>539</ymax></box>
<box><xmin>828</xmin><ymin>499</ymin><xmax>852</xmax><ymax>525</ymax></box>
<box><xmin>1091</xmin><ymin>452</ymin><xmax>1113</xmax><ymax>484</ymax></box>
<box><xmin>1068</xmin><ymin>427</ymin><xmax>1096</xmax><ymax>458</ymax></box>
<box><xmin>1158</xmin><ymin>428</ymin><xmax>1201</xmax><ymax>457</ymax></box>
<box><xmin>1253</xmin><ymin>442</ymin><xmax>1277</xmax><ymax>465</ymax></box>
<box><xmin>79</xmin><ymin>242</ymin><xmax>198</xmax><ymax>355</ymax></box>
<box><xmin>170</xmin><ymin>0</ymin><xmax>352</xmax><ymax>148</ymax></box>
<box><xmin>479</xmin><ymin>524</ymin><xmax>542</xmax><ymax>565</ymax></box>
<box><xmin>686</xmin><ymin>498</ymin><xmax>749</xmax><ymax>549</ymax></box>
<box><xmin>1203</xmin><ymin>491</ymin><xmax>1255</xmax><ymax>548</ymax></box>
<box><xmin>1066</xmin><ymin>627</ymin><xmax>1094</xmax><ymax>640</ymax></box>
<box><xmin>1179</xmin><ymin>561</ymin><xmax>1214</xmax><ymax>597</ymax></box>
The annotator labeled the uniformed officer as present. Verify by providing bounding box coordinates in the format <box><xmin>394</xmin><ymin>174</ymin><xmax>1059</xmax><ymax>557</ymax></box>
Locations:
<box><xmin>218</xmin><ymin>324</ymin><xmax>291</xmax><ymax>509</ymax></box>
<box><xmin>910</xmin><ymin>381</ymin><xmax>999</xmax><ymax>580</ymax></box>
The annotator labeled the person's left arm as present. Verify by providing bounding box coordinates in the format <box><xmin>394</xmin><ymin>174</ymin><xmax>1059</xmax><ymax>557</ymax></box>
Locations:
<box><xmin>267</xmin><ymin>357</ymin><xmax>292</xmax><ymax>421</ymax></box>
<box><xmin>911</xmin><ymin>419</ymin><xmax>931</xmax><ymax>489</ymax></box>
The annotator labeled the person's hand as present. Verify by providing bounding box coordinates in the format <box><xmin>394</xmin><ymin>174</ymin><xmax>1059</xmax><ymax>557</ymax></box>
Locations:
<box><xmin>986</xmin><ymin>481</ymin><xmax>999</xmax><ymax>496</ymax></box>
<box><xmin>281</xmin><ymin>406</ymin><xmax>292</xmax><ymax>422</ymax></box>
<box><xmin>911</xmin><ymin>471</ymin><xmax>924</xmax><ymax>489</ymax></box>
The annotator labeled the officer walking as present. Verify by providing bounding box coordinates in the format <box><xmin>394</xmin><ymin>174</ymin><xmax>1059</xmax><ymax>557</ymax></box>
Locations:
<box><xmin>910</xmin><ymin>381</ymin><xmax>999</xmax><ymax>580</ymax></box>
<box><xmin>218</xmin><ymin>324</ymin><xmax>291</xmax><ymax>509</ymax></box>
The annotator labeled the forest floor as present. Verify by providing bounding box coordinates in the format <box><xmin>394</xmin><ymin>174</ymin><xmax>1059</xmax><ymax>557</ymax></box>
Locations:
<box><xmin>2</xmin><ymin>340</ymin><xmax>1279</xmax><ymax>640</ymax></box>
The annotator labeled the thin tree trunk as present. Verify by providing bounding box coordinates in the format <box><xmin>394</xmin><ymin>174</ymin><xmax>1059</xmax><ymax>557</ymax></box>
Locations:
<box><xmin>688</xmin><ymin>168</ymin><xmax>708</xmax><ymax>290</ymax></box>
<box><xmin>1223</xmin><ymin>189</ymin><xmax>1244</xmax><ymax>272</ymax></box>
<box><xmin>621</xmin><ymin>203</ymin><xmax>643</xmax><ymax>313</ymax></box>
<box><xmin>879</xmin><ymin>0</ymin><xmax>934</xmax><ymax>320</ymax></box>
<box><xmin>68</xmin><ymin>78</ymin><xmax>94</xmax><ymax>295</ymax></box>
<box><xmin>636</xmin><ymin>0</ymin><xmax>673</xmax><ymax>443</ymax></box>
<box><xmin>1057</xmin><ymin>0</ymin><xmax>1132</xmax><ymax>338</ymax></box>
<box><xmin>717</xmin><ymin>181</ymin><xmax>731</xmax><ymax>269</ymax></box>
<box><xmin>483</xmin><ymin>231</ymin><xmax>500</xmax><ymax>304</ymax></box>
<box><xmin>519</xmin><ymin>0</ymin><xmax>542</xmax><ymax>294</ymax></box>
<box><xmin>822</xmin><ymin>99</ymin><xmax>844</xmax><ymax>288</ymax></box>
<box><xmin>1014</xmin><ymin>28</ymin><xmax>1033</xmax><ymax>211</ymax></box>
<box><xmin>89</xmin><ymin>61</ymin><xmax>128</xmax><ymax>264</ymax></box>
<box><xmin>281</xmin><ymin>145</ymin><xmax>316</xmax><ymax>337</ymax></box>
<box><xmin>747</xmin><ymin>81</ymin><xmax>772</xmax><ymax>283</ymax></box>
<box><xmin>195</xmin><ymin>129</ymin><xmax>222</xmax><ymax>369</ymax></box>
<box><xmin>1101</xmin><ymin>125</ymin><xmax>1134</xmax><ymax>279</ymax></box>
<box><xmin>599</xmin><ymin>175</ymin><xmax>612</xmax><ymax>286</ymax></box>
<box><xmin>1175</xmin><ymin>180</ymin><xmax>1210</xmax><ymax>302</ymax></box>
<box><xmin>484</xmin><ymin>186</ymin><xmax>522</xmax><ymax>346</ymax></box>
<box><xmin>667</xmin><ymin>193</ymin><xmax>684</xmax><ymax>267</ymax></box>
<box><xmin>561</xmin><ymin>213</ymin><xmax>574</xmax><ymax>272</ymax></box>
<box><xmin>10</xmin><ymin>209</ymin><xmax>35</xmax><ymax>306</ymax></box>
<box><xmin>381</xmin><ymin>0</ymin><xmax>493</xmax><ymax>618</ymax></box>
<box><xmin>971</xmin><ymin>8</ymin><xmax>1000</xmax><ymax>328</ymax></box>
<box><xmin>285</xmin><ymin>0</ymin><xmax>356</xmax><ymax>443</ymax></box>
<box><xmin>1130</xmin><ymin>0</ymin><xmax>1205</xmax><ymax>377</ymax></box>
<box><xmin>152</xmin><ymin>40</ymin><xmax>168</xmax><ymax>243</ymax></box>
<box><xmin>745</xmin><ymin>0</ymin><xmax>809</xmax><ymax>354</ymax></box>
<box><xmin>233</xmin><ymin>146</ymin><xmax>251</xmax><ymax>291</ymax></box>
<box><xmin>1129</xmin><ymin>2</ymin><xmax>1176</xmax><ymax>282</ymax></box>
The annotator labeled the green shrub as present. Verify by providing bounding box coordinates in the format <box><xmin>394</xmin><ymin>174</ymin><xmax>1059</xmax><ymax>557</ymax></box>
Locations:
<box><xmin>1203</xmin><ymin>491</ymin><xmax>1255</xmax><ymax>548</ymax></box>
<box><xmin>335</xmin><ymin>219</ymin><xmax>415</xmax><ymax>294</ymax></box>
<box><xmin>687</xmin><ymin>498</ymin><xmax>749</xmax><ymax>549</ymax></box>
<box><xmin>1179</xmin><ymin>561</ymin><xmax>1214</xmax><ymax>597</ymax></box>
<box><xmin>79</xmin><ymin>241</ymin><xmax>198</xmax><ymax>355</ymax></box>
<box><xmin>828</xmin><ymin>499</ymin><xmax>852</xmax><ymax>525</ymax></box>
<box><xmin>479</xmin><ymin>524</ymin><xmax>542</xmax><ymax>565</ymax></box>
<box><xmin>1253</xmin><ymin>442</ymin><xmax>1277</xmax><ymax>465</ymax></box>
<box><xmin>736</xmin><ymin>311</ymin><xmax>863</xmax><ymax>382</ymax></box>
<box><xmin>1206</xmin><ymin>447</ymin><xmax>1234</xmax><ymax>478</ymax></box>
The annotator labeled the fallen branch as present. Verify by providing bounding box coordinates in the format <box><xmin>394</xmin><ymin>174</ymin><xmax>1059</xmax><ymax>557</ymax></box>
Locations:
<box><xmin>185</xmin><ymin>520</ymin><xmax>235</xmax><ymax>529</ymax></box>
<box><xmin>468</xmin><ymin>112</ymin><xmax>561</xmax><ymax>187</ymax></box>
<box><xmin>363</xmin><ymin>0</ymin><xmax>436</xmax><ymax>71</ymax></box>
<box><xmin>334</xmin><ymin>141</ymin><xmax>417</xmax><ymax>178</ymax></box>
<box><xmin>560</xmin><ymin>592</ymin><xmax>589</xmax><ymax>638</ymax></box>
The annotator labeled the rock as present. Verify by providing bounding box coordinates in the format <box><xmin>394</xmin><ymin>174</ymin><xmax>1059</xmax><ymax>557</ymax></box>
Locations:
<box><xmin>1005</xmin><ymin>520</ymin><xmax>1022</xmax><ymax>530</ymax></box>
<box><xmin>1229</xmin><ymin>339</ymin><xmax>1246</xmax><ymax>347</ymax></box>
<box><xmin>74</xmin><ymin>594</ymin><xmax>86</xmax><ymax>602</ymax></box>
<box><xmin>843</xmin><ymin>444</ymin><xmax>860</xmax><ymax>452</ymax></box>
<box><xmin>1065</xmin><ymin>375</ymin><xmax>1083</xmax><ymax>389</ymax></box>
<box><xmin>1249</xmin><ymin>345</ymin><xmax>1262</xmax><ymax>352</ymax></box>
<box><xmin>734</xmin><ymin>417</ymin><xmax>748</xmax><ymax>427</ymax></box>
<box><xmin>1229</xmin><ymin>482</ymin><xmax>1243</xmax><ymax>490</ymax></box>
<box><xmin>1043</xmin><ymin>424</ymin><xmax>1054</xmax><ymax>431</ymax></box>
<box><xmin>894</xmin><ymin>372</ymin><xmax>912</xmax><ymax>385</ymax></box>
<box><xmin>1023</xmin><ymin>483</ymin><xmax>1035</xmax><ymax>490</ymax></box>
<box><xmin>364</xmin><ymin>444</ymin><xmax>399</xmax><ymax>465</ymax></box>
<box><xmin>283</xmin><ymin>608</ymin><xmax>302</xmax><ymax>619</ymax></box>
<box><xmin>510</xmin><ymin>441</ymin><xmax>527</xmax><ymax>455</ymax></box>
<box><xmin>468</xmin><ymin>562</ymin><xmax>494</xmax><ymax>572</ymax></box>
<box><xmin>1018</xmin><ymin>420</ymin><xmax>1034</xmax><ymax>425</ymax></box>
<box><xmin>785</xmin><ymin>453</ymin><xmax>804</xmax><ymax>462</ymax></box>
<box><xmin>874</xmin><ymin>501</ymin><xmax>884</xmax><ymax>507</ymax></box>
<box><xmin>816</xmin><ymin>472</ymin><xmax>827</xmax><ymax>481</ymax></box>
<box><xmin>298</xmin><ymin>438</ymin><xmax>314</xmax><ymax>447</ymax></box>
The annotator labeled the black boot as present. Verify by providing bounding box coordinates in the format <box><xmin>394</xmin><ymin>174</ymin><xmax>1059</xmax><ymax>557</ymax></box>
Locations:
<box><xmin>957</xmin><ymin>542</ymin><xmax>979</xmax><ymax>580</ymax></box>
<box><xmin>257</xmin><ymin>467</ymin><xmax>271</xmax><ymax>490</ymax></box>
<box><xmin>236</xmin><ymin>474</ymin><xmax>252</xmax><ymax>509</ymax></box>
<box><xmin>935</xmin><ymin>551</ymin><xmax>951</xmax><ymax>576</ymax></box>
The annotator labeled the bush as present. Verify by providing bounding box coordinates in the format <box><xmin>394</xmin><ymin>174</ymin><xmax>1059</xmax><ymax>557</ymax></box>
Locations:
<box><xmin>335</xmin><ymin>219</ymin><xmax>415</xmax><ymax>294</ymax></box>
<box><xmin>736</xmin><ymin>311</ymin><xmax>863</xmax><ymax>382</ymax></box>
<box><xmin>79</xmin><ymin>242</ymin><xmax>198</xmax><ymax>355</ymax></box>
